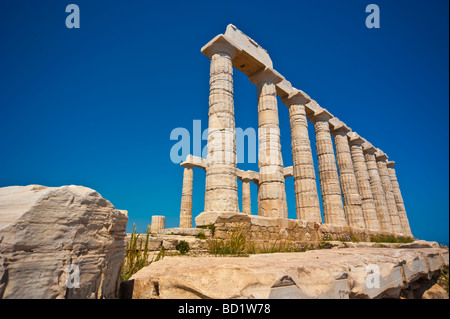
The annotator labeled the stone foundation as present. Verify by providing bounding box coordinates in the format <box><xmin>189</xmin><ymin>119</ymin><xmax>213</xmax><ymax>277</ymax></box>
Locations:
<box><xmin>195</xmin><ymin>212</ymin><xmax>413</xmax><ymax>249</ymax></box>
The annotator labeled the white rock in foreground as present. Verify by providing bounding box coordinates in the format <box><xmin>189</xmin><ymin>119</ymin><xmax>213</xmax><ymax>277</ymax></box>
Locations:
<box><xmin>0</xmin><ymin>185</ymin><xmax>128</xmax><ymax>299</ymax></box>
<box><xmin>129</xmin><ymin>247</ymin><xmax>448</xmax><ymax>299</ymax></box>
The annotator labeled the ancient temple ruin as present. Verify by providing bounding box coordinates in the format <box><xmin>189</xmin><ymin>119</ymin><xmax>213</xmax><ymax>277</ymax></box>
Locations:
<box><xmin>178</xmin><ymin>24</ymin><xmax>413</xmax><ymax>239</ymax></box>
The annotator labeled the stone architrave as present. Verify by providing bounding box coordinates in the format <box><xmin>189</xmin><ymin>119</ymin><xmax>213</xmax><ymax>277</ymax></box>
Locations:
<box><xmin>387</xmin><ymin>161</ymin><xmax>413</xmax><ymax>237</ymax></box>
<box><xmin>375</xmin><ymin>150</ymin><xmax>403</xmax><ymax>234</ymax></box>
<box><xmin>179</xmin><ymin>163</ymin><xmax>194</xmax><ymax>228</ymax></box>
<box><xmin>347</xmin><ymin>133</ymin><xmax>381</xmax><ymax>231</ymax></box>
<box><xmin>363</xmin><ymin>142</ymin><xmax>393</xmax><ymax>233</ymax></box>
<box><xmin>329</xmin><ymin>119</ymin><xmax>365</xmax><ymax>228</ymax></box>
<box><xmin>201</xmin><ymin>37</ymin><xmax>239</xmax><ymax>213</ymax></box>
<box><xmin>249</xmin><ymin>68</ymin><xmax>287</xmax><ymax>218</ymax></box>
<box><xmin>310</xmin><ymin>108</ymin><xmax>346</xmax><ymax>226</ymax></box>
<box><xmin>282</xmin><ymin>90</ymin><xmax>321</xmax><ymax>222</ymax></box>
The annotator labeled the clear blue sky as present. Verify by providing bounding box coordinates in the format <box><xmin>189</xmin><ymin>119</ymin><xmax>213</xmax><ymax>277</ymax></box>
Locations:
<box><xmin>0</xmin><ymin>0</ymin><xmax>448</xmax><ymax>244</ymax></box>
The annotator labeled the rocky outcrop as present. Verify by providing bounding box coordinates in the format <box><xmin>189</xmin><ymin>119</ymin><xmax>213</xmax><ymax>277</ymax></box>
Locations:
<box><xmin>128</xmin><ymin>247</ymin><xmax>448</xmax><ymax>299</ymax></box>
<box><xmin>0</xmin><ymin>185</ymin><xmax>128</xmax><ymax>299</ymax></box>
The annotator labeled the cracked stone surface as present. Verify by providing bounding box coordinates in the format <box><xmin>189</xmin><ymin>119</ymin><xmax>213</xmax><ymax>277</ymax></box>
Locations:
<box><xmin>129</xmin><ymin>247</ymin><xmax>448</xmax><ymax>299</ymax></box>
<box><xmin>0</xmin><ymin>185</ymin><xmax>128</xmax><ymax>299</ymax></box>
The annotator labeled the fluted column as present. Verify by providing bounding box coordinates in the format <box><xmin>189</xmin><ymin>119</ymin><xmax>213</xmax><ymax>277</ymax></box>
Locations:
<box><xmin>387</xmin><ymin>161</ymin><xmax>413</xmax><ymax>237</ymax></box>
<box><xmin>249</xmin><ymin>68</ymin><xmax>287</xmax><ymax>218</ymax></box>
<box><xmin>241</xmin><ymin>179</ymin><xmax>251</xmax><ymax>215</ymax></box>
<box><xmin>310</xmin><ymin>109</ymin><xmax>346</xmax><ymax>226</ymax></box>
<box><xmin>363</xmin><ymin>142</ymin><xmax>393</xmax><ymax>233</ymax></box>
<box><xmin>151</xmin><ymin>215</ymin><xmax>165</xmax><ymax>233</ymax></box>
<box><xmin>282</xmin><ymin>90</ymin><xmax>321</xmax><ymax>222</ymax></box>
<box><xmin>179</xmin><ymin>164</ymin><xmax>194</xmax><ymax>228</ymax></box>
<box><xmin>347</xmin><ymin>133</ymin><xmax>381</xmax><ymax>231</ymax></box>
<box><xmin>329</xmin><ymin>119</ymin><xmax>365</xmax><ymax>228</ymax></box>
<box><xmin>375</xmin><ymin>150</ymin><xmax>403</xmax><ymax>234</ymax></box>
<box><xmin>203</xmin><ymin>40</ymin><xmax>239</xmax><ymax>213</ymax></box>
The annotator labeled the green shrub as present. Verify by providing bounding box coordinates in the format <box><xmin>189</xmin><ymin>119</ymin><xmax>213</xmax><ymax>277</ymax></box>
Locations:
<box><xmin>370</xmin><ymin>234</ymin><xmax>414</xmax><ymax>243</ymax></box>
<box><xmin>176</xmin><ymin>240</ymin><xmax>190</xmax><ymax>254</ymax></box>
<box><xmin>206</xmin><ymin>224</ymin><xmax>248</xmax><ymax>256</ymax></box>
<box><xmin>197</xmin><ymin>224</ymin><xmax>216</xmax><ymax>236</ymax></box>
<box><xmin>195</xmin><ymin>232</ymin><xmax>207</xmax><ymax>240</ymax></box>
<box><xmin>121</xmin><ymin>223</ymin><xmax>151</xmax><ymax>281</ymax></box>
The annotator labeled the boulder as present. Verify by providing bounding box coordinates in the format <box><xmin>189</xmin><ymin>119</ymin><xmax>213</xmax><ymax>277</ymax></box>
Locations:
<box><xmin>0</xmin><ymin>185</ymin><xmax>128</xmax><ymax>299</ymax></box>
<box><xmin>422</xmin><ymin>283</ymin><xmax>449</xmax><ymax>299</ymax></box>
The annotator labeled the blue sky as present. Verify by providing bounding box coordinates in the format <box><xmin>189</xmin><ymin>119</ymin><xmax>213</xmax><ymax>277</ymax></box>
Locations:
<box><xmin>0</xmin><ymin>0</ymin><xmax>448</xmax><ymax>244</ymax></box>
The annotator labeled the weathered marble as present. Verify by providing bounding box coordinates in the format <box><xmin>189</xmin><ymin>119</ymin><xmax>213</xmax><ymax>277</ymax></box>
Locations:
<box><xmin>179</xmin><ymin>164</ymin><xmax>193</xmax><ymax>228</ymax></box>
<box><xmin>249</xmin><ymin>67</ymin><xmax>287</xmax><ymax>218</ymax></box>
<box><xmin>310</xmin><ymin>108</ymin><xmax>346</xmax><ymax>226</ymax></box>
<box><xmin>387</xmin><ymin>161</ymin><xmax>413</xmax><ymax>237</ymax></box>
<box><xmin>348</xmin><ymin>133</ymin><xmax>381</xmax><ymax>231</ymax></box>
<box><xmin>202</xmin><ymin>38</ymin><xmax>239</xmax><ymax>213</ymax></box>
<box><xmin>375</xmin><ymin>150</ymin><xmax>403</xmax><ymax>235</ymax></box>
<box><xmin>0</xmin><ymin>185</ymin><xmax>128</xmax><ymax>299</ymax></box>
<box><xmin>282</xmin><ymin>90</ymin><xmax>321</xmax><ymax>222</ymax></box>
<box><xmin>151</xmin><ymin>215</ymin><xmax>165</xmax><ymax>233</ymax></box>
<box><xmin>363</xmin><ymin>142</ymin><xmax>393</xmax><ymax>233</ymax></box>
<box><xmin>241</xmin><ymin>178</ymin><xmax>252</xmax><ymax>215</ymax></box>
<box><xmin>329</xmin><ymin>119</ymin><xmax>365</xmax><ymax>228</ymax></box>
<box><xmin>130</xmin><ymin>247</ymin><xmax>449</xmax><ymax>299</ymax></box>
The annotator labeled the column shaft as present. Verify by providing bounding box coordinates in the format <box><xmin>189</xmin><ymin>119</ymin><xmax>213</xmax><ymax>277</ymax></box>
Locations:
<box><xmin>364</xmin><ymin>150</ymin><xmax>393</xmax><ymax>233</ymax></box>
<box><xmin>255</xmin><ymin>79</ymin><xmax>287</xmax><ymax>218</ymax></box>
<box><xmin>287</xmin><ymin>99</ymin><xmax>321</xmax><ymax>222</ymax></box>
<box><xmin>312</xmin><ymin>113</ymin><xmax>346</xmax><ymax>225</ymax></box>
<box><xmin>242</xmin><ymin>180</ymin><xmax>251</xmax><ymax>215</ymax></box>
<box><xmin>387</xmin><ymin>162</ymin><xmax>413</xmax><ymax>237</ymax></box>
<box><xmin>151</xmin><ymin>215</ymin><xmax>165</xmax><ymax>233</ymax></box>
<box><xmin>179</xmin><ymin>166</ymin><xmax>193</xmax><ymax>228</ymax></box>
<box><xmin>349</xmin><ymin>142</ymin><xmax>381</xmax><ymax>231</ymax></box>
<box><xmin>204</xmin><ymin>46</ymin><xmax>239</xmax><ymax>213</ymax></box>
<box><xmin>333</xmin><ymin>131</ymin><xmax>365</xmax><ymax>228</ymax></box>
<box><xmin>376</xmin><ymin>157</ymin><xmax>403</xmax><ymax>234</ymax></box>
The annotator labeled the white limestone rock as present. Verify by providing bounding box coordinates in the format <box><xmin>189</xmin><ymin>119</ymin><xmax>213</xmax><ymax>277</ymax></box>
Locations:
<box><xmin>129</xmin><ymin>248</ymin><xmax>449</xmax><ymax>299</ymax></box>
<box><xmin>0</xmin><ymin>185</ymin><xmax>128</xmax><ymax>299</ymax></box>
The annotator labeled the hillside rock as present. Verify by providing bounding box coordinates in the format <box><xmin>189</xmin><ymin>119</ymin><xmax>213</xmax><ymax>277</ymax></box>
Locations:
<box><xmin>0</xmin><ymin>185</ymin><xmax>128</xmax><ymax>299</ymax></box>
<box><xmin>129</xmin><ymin>247</ymin><xmax>449</xmax><ymax>299</ymax></box>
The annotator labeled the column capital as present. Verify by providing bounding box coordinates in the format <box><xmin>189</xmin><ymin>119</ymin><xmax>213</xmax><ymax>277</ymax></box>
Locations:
<box><xmin>309</xmin><ymin>107</ymin><xmax>334</xmax><ymax>123</ymax></box>
<box><xmin>387</xmin><ymin>161</ymin><xmax>396</xmax><ymax>168</ymax></box>
<box><xmin>329</xmin><ymin>117</ymin><xmax>351</xmax><ymax>135</ymax></box>
<box><xmin>347</xmin><ymin>131</ymin><xmax>365</xmax><ymax>146</ymax></box>
<box><xmin>281</xmin><ymin>89</ymin><xmax>311</xmax><ymax>107</ymax></box>
<box><xmin>375</xmin><ymin>148</ymin><xmax>389</xmax><ymax>161</ymax></box>
<box><xmin>201</xmin><ymin>34</ymin><xmax>239</xmax><ymax>59</ymax></box>
<box><xmin>248</xmin><ymin>67</ymin><xmax>284</xmax><ymax>86</ymax></box>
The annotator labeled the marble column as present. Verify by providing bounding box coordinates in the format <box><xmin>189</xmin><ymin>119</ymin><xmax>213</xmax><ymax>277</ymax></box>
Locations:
<box><xmin>249</xmin><ymin>68</ymin><xmax>287</xmax><ymax>218</ymax></box>
<box><xmin>375</xmin><ymin>150</ymin><xmax>403</xmax><ymax>234</ymax></box>
<box><xmin>151</xmin><ymin>215</ymin><xmax>165</xmax><ymax>233</ymax></box>
<box><xmin>310</xmin><ymin>109</ymin><xmax>346</xmax><ymax>226</ymax></box>
<box><xmin>329</xmin><ymin>120</ymin><xmax>365</xmax><ymax>228</ymax></box>
<box><xmin>282</xmin><ymin>90</ymin><xmax>321</xmax><ymax>222</ymax></box>
<box><xmin>203</xmin><ymin>40</ymin><xmax>239</xmax><ymax>213</ymax></box>
<box><xmin>363</xmin><ymin>142</ymin><xmax>393</xmax><ymax>233</ymax></box>
<box><xmin>241</xmin><ymin>178</ymin><xmax>252</xmax><ymax>215</ymax></box>
<box><xmin>387</xmin><ymin>161</ymin><xmax>413</xmax><ymax>237</ymax></box>
<box><xmin>179</xmin><ymin>164</ymin><xmax>193</xmax><ymax>228</ymax></box>
<box><xmin>347</xmin><ymin>133</ymin><xmax>381</xmax><ymax>231</ymax></box>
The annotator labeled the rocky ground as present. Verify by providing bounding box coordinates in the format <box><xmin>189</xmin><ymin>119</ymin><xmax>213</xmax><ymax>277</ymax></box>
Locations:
<box><xmin>124</xmin><ymin>245</ymin><xmax>449</xmax><ymax>299</ymax></box>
